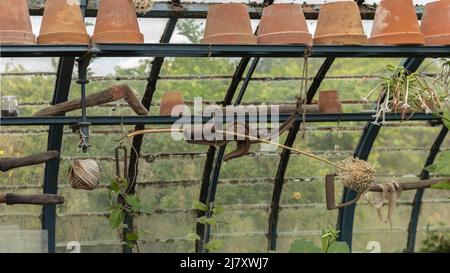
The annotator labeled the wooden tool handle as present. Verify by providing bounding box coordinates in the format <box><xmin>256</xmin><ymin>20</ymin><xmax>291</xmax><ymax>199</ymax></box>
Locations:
<box><xmin>0</xmin><ymin>151</ymin><xmax>59</xmax><ymax>172</ymax></box>
<box><xmin>0</xmin><ymin>193</ymin><xmax>65</xmax><ymax>205</ymax></box>
<box><xmin>33</xmin><ymin>85</ymin><xmax>148</xmax><ymax>116</ymax></box>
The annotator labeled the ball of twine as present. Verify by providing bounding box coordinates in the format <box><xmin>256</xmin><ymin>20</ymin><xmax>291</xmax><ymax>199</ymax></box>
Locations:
<box><xmin>133</xmin><ymin>0</ymin><xmax>154</xmax><ymax>14</ymax></box>
<box><xmin>68</xmin><ymin>159</ymin><xmax>100</xmax><ymax>191</ymax></box>
<box><xmin>337</xmin><ymin>157</ymin><xmax>375</xmax><ymax>193</ymax></box>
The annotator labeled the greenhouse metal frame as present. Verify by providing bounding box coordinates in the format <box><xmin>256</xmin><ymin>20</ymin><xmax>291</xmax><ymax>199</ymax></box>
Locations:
<box><xmin>0</xmin><ymin>0</ymin><xmax>449</xmax><ymax>253</ymax></box>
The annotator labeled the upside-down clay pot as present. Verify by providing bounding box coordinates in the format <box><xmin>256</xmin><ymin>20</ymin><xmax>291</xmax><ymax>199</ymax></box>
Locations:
<box><xmin>0</xmin><ymin>0</ymin><xmax>36</xmax><ymax>44</ymax></box>
<box><xmin>201</xmin><ymin>3</ymin><xmax>257</xmax><ymax>44</ymax></box>
<box><xmin>314</xmin><ymin>1</ymin><xmax>367</xmax><ymax>45</ymax></box>
<box><xmin>317</xmin><ymin>91</ymin><xmax>343</xmax><ymax>114</ymax></box>
<box><xmin>420</xmin><ymin>0</ymin><xmax>450</xmax><ymax>45</ymax></box>
<box><xmin>38</xmin><ymin>0</ymin><xmax>90</xmax><ymax>44</ymax></box>
<box><xmin>91</xmin><ymin>0</ymin><xmax>144</xmax><ymax>43</ymax></box>
<box><xmin>257</xmin><ymin>4</ymin><xmax>312</xmax><ymax>45</ymax></box>
<box><xmin>160</xmin><ymin>92</ymin><xmax>185</xmax><ymax>116</ymax></box>
<box><xmin>369</xmin><ymin>0</ymin><xmax>425</xmax><ymax>45</ymax></box>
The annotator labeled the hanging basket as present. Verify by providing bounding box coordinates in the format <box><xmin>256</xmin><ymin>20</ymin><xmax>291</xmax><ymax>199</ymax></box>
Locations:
<box><xmin>68</xmin><ymin>159</ymin><xmax>100</xmax><ymax>190</ymax></box>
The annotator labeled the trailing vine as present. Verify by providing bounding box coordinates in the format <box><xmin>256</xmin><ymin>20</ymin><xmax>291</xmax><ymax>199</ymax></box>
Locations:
<box><xmin>186</xmin><ymin>201</ymin><xmax>225</xmax><ymax>251</ymax></box>
<box><xmin>108</xmin><ymin>176</ymin><xmax>143</xmax><ymax>251</ymax></box>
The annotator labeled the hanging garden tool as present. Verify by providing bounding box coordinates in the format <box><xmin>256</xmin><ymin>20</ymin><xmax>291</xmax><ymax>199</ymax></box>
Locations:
<box><xmin>325</xmin><ymin>173</ymin><xmax>448</xmax><ymax>210</ymax></box>
<box><xmin>33</xmin><ymin>85</ymin><xmax>148</xmax><ymax>117</ymax></box>
<box><xmin>0</xmin><ymin>193</ymin><xmax>64</xmax><ymax>205</ymax></box>
<box><xmin>0</xmin><ymin>151</ymin><xmax>59</xmax><ymax>172</ymax></box>
<box><xmin>115</xmin><ymin>145</ymin><xmax>128</xmax><ymax>180</ymax></box>
<box><xmin>123</xmin><ymin>126</ymin><xmax>368</xmax><ymax>179</ymax></box>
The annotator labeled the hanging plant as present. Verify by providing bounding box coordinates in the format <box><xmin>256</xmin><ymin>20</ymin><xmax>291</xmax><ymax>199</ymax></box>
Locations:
<box><xmin>361</xmin><ymin>61</ymin><xmax>449</xmax><ymax>125</ymax></box>
<box><xmin>133</xmin><ymin>0</ymin><xmax>154</xmax><ymax>14</ymax></box>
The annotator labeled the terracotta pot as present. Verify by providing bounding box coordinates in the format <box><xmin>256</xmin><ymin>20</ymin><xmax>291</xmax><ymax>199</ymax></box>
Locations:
<box><xmin>313</xmin><ymin>1</ymin><xmax>367</xmax><ymax>45</ymax></box>
<box><xmin>160</xmin><ymin>92</ymin><xmax>185</xmax><ymax>116</ymax></box>
<box><xmin>38</xmin><ymin>0</ymin><xmax>90</xmax><ymax>44</ymax></box>
<box><xmin>317</xmin><ymin>91</ymin><xmax>343</xmax><ymax>113</ymax></box>
<box><xmin>369</xmin><ymin>0</ymin><xmax>425</xmax><ymax>45</ymax></box>
<box><xmin>257</xmin><ymin>4</ymin><xmax>312</xmax><ymax>45</ymax></box>
<box><xmin>0</xmin><ymin>0</ymin><xmax>35</xmax><ymax>44</ymax></box>
<box><xmin>421</xmin><ymin>0</ymin><xmax>450</xmax><ymax>45</ymax></box>
<box><xmin>201</xmin><ymin>3</ymin><xmax>257</xmax><ymax>44</ymax></box>
<box><xmin>91</xmin><ymin>0</ymin><xmax>144</xmax><ymax>44</ymax></box>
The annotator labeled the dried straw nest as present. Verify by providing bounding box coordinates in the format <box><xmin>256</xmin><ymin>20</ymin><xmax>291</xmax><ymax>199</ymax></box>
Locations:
<box><xmin>133</xmin><ymin>0</ymin><xmax>154</xmax><ymax>14</ymax></box>
<box><xmin>337</xmin><ymin>157</ymin><xmax>375</xmax><ymax>193</ymax></box>
<box><xmin>68</xmin><ymin>159</ymin><xmax>100</xmax><ymax>190</ymax></box>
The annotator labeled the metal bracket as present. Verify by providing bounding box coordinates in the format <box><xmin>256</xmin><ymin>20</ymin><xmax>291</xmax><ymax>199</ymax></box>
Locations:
<box><xmin>76</xmin><ymin>54</ymin><xmax>93</xmax><ymax>152</ymax></box>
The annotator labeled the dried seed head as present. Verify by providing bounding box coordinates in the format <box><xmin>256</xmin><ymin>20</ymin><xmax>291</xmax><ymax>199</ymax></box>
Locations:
<box><xmin>337</xmin><ymin>157</ymin><xmax>375</xmax><ymax>193</ymax></box>
<box><xmin>133</xmin><ymin>0</ymin><xmax>154</xmax><ymax>14</ymax></box>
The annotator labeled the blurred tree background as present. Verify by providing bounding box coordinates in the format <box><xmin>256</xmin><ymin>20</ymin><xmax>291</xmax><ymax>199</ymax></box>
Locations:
<box><xmin>0</xmin><ymin>19</ymin><xmax>449</xmax><ymax>253</ymax></box>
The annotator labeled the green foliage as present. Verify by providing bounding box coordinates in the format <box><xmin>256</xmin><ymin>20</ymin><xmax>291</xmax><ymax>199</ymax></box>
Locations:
<box><xmin>176</xmin><ymin>19</ymin><xmax>203</xmax><ymax>44</ymax></box>
<box><xmin>204</xmin><ymin>239</ymin><xmax>223</xmax><ymax>251</ymax></box>
<box><xmin>426</xmin><ymin>151</ymin><xmax>450</xmax><ymax>176</ymax></box>
<box><xmin>109</xmin><ymin>205</ymin><xmax>124</xmax><ymax>229</ymax></box>
<box><xmin>289</xmin><ymin>226</ymin><xmax>350</xmax><ymax>253</ymax></box>
<box><xmin>420</xmin><ymin>224</ymin><xmax>450</xmax><ymax>253</ymax></box>
<box><xmin>187</xmin><ymin>201</ymin><xmax>224</xmax><ymax>251</ymax></box>
<box><xmin>430</xmin><ymin>180</ymin><xmax>450</xmax><ymax>190</ymax></box>
<box><xmin>327</xmin><ymin>242</ymin><xmax>351</xmax><ymax>253</ymax></box>
<box><xmin>194</xmin><ymin>201</ymin><xmax>208</xmax><ymax>212</ymax></box>
<box><xmin>321</xmin><ymin>225</ymin><xmax>340</xmax><ymax>253</ymax></box>
<box><xmin>186</xmin><ymin>233</ymin><xmax>201</xmax><ymax>241</ymax></box>
<box><xmin>108</xmin><ymin>172</ymin><xmax>145</xmax><ymax>252</ymax></box>
<box><xmin>289</xmin><ymin>239</ymin><xmax>321</xmax><ymax>253</ymax></box>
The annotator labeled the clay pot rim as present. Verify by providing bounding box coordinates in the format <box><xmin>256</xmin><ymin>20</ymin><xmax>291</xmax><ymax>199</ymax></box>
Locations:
<box><xmin>201</xmin><ymin>33</ymin><xmax>257</xmax><ymax>45</ymax></box>
<box><xmin>91</xmin><ymin>31</ymin><xmax>144</xmax><ymax>44</ymax></box>
<box><xmin>257</xmin><ymin>32</ymin><xmax>312</xmax><ymax>45</ymax></box>
<box><xmin>424</xmin><ymin>36</ymin><xmax>450</xmax><ymax>46</ymax></box>
<box><xmin>369</xmin><ymin>32</ymin><xmax>425</xmax><ymax>45</ymax></box>
<box><xmin>38</xmin><ymin>32</ymin><xmax>90</xmax><ymax>44</ymax></box>
<box><xmin>314</xmin><ymin>34</ymin><xmax>368</xmax><ymax>45</ymax></box>
<box><xmin>258</xmin><ymin>31</ymin><xmax>311</xmax><ymax>38</ymax></box>
<box><xmin>0</xmin><ymin>31</ymin><xmax>36</xmax><ymax>44</ymax></box>
<box><xmin>314</xmin><ymin>33</ymin><xmax>367</xmax><ymax>39</ymax></box>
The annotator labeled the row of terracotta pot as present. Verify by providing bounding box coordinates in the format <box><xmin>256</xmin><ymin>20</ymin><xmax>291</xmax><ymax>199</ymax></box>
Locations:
<box><xmin>2</xmin><ymin>0</ymin><xmax>449</xmax><ymax>46</ymax></box>
<box><xmin>159</xmin><ymin>91</ymin><xmax>343</xmax><ymax>116</ymax></box>
<box><xmin>203</xmin><ymin>0</ymin><xmax>450</xmax><ymax>45</ymax></box>
<box><xmin>0</xmin><ymin>0</ymin><xmax>143</xmax><ymax>44</ymax></box>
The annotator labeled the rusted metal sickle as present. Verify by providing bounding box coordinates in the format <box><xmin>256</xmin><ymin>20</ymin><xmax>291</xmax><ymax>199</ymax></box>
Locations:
<box><xmin>115</xmin><ymin>145</ymin><xmax>128</xmax><ymax>179</ymax></box>
<box><xmin>325</xmin><ymin>174</ymin><xmax>363</xmax><ymax>210</ymax></box>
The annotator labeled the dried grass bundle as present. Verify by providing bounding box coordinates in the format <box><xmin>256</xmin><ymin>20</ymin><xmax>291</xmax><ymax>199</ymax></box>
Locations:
<box><xmin>68</xmin><ymin>159</ymin><xmax>100</xmax><ymax>190</ymax></box>
<box><xmin>337</xmin><ymin>157</ymin><xmax>375</xmax><ymax>193</ymax></box>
